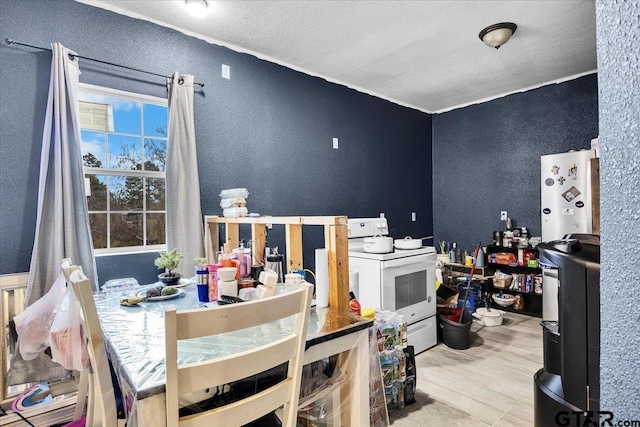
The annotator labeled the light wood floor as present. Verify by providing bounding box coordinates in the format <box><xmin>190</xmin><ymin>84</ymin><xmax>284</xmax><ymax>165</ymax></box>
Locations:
<box><xmin>389</xmin><ymin>312</ymin><xmax>542</xmax><ymax>427</ymax></box>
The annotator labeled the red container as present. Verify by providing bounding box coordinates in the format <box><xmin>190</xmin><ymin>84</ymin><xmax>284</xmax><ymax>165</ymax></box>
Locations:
<box><xmin>437</xmin><ymin>307</ymin><xmax>463</xmax><ymax>322</ymax></box>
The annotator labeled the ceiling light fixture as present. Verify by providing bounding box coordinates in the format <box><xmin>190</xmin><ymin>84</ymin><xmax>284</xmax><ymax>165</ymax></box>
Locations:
<box><xmin>478</xmin><ymin>22</ymin><xmax>517</xmax><ymax>49</ymax></box>
<box><xmin>185</xmin><ymin>0</ymin><xmax>208</xmax><ymax>18</ymax></box>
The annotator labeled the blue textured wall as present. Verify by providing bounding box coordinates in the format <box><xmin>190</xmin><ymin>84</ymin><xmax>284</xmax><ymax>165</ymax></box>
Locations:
<box><xmin>596</xmin><ymin>0</ymin><xmax>640</xmax><ymax>417</ymax></box>
<box><xmin>432</xmin><ymin>75</ymin><xmax>599</xmax><ymax>253</ymax></box>
<box><xmin>0</xmin><ymin>0</ymin><xmax>432</xmax><ymax>285</ymax></box>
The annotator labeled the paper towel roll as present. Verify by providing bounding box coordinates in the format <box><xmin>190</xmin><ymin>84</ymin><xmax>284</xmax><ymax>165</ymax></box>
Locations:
<box><xmin>315</xmin><ymin>248</ymin><xmax>329</xmax><ymax>308</ymax></box>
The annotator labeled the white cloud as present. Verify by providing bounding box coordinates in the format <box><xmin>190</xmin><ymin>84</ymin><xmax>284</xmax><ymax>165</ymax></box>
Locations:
<box><xmin>81</xmin><ymin>137</ymin><xmax>105</xmax><ymax>165</ymax></box>
<box><xmin>109</xmin><ymin>97</ymin><xmax>139</xmax><ymax>113</ymax></box>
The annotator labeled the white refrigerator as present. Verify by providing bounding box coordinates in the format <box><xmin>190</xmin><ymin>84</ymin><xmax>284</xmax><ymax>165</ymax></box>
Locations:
<box><xmin>540</xmin><ymin>149</ymin><xmax>594</xmax><ymax>321</ymax></box>
<box><xmin>541</xmin><ymin>150</ymin><xmax>594</xmax><ymax>242</ymax></box>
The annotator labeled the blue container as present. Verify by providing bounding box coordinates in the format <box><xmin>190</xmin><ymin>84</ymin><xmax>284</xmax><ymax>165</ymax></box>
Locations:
<box><xmin>457</xmin><ymin>280</ymin><xmax>481</xmax><ymax>316</ymax></box>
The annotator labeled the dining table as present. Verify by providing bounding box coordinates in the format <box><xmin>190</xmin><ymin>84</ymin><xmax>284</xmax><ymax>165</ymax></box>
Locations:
<box><xmin>94</xmin><ymin>281</ymin><xmax>378</xmax><ymax>427</ymax></box>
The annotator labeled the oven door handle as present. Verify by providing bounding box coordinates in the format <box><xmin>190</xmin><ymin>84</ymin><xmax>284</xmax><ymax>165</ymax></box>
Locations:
<box><xmin>381</xmin><ymin>254</ymin><xmax>434</xmax><ymax>269</ymax></box>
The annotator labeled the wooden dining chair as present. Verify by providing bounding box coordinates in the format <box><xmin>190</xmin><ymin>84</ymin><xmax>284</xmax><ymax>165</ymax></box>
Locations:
<box><xmin>164</xmin><ymin>282</ymin><xmax>313</xmax><ymax>427</ymax></box>
<box><xmin>61</xmin><ymin>265</ymin><xmax>121</xmax><ymax>427</ymax></box>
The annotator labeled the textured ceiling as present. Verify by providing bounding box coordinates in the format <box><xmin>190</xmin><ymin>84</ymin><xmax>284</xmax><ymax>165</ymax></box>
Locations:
<box><xmin>76</xmin><ymin>0</ymin><xmax>597</xmax><ymax>113</ymax></box>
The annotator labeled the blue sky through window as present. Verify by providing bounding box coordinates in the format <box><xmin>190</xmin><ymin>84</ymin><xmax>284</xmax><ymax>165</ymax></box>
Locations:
<box><xmin>80</xmin><ymin>86</ymin><xmax>167</xmax><ymax>251</ymax></box>
<box><xmin>80</xmin><ymin>92</ymin><xmax>167</xmax><ymax>169</ymax></box>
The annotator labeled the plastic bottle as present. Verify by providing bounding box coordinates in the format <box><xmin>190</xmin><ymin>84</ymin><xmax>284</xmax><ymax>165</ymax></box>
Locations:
<box><xmin>241</xmin><ymin>242</ymin><xmax>252</xmax><ymax>278</ymax></box>
<box><xmin>349</xmin><ymin>291</ymin><xmax>361</xmax><ymax>316</ymax></box>
<box><xmin>233</xmin><ymin>241</ymin><xmax>252</xmax><ymax>278</ymax></box>
<box><xmin>396</xmin><ymin>346</ymin><xmax>406</xmax><ymax>382</ymax></box>
<box><xmin>207</xmin><ymin>263</ymin><xmax>220</xmax><ymax>302</ymax></box>
<box><xmin>398</xmin><ymin>315</ymin><xmax>408</xmax><ymax>348</ymax></box>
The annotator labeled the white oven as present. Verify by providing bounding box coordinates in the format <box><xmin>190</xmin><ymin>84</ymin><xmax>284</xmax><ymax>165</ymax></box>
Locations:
<box><xmin>347</xmin><ymin>218</ymin><xmax>437</xmax><ymax>354</ymax></box>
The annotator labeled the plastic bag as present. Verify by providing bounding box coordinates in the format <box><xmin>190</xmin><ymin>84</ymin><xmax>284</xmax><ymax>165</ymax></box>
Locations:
<box><xmin>13</xmin><ymin>272</ymin><xmax>67</xmax><ymax>360</ymax></box>
<box><xmin>49</xmin><ymin>285</ymin><xmax>89</xmax><ymax>371</ymax></box>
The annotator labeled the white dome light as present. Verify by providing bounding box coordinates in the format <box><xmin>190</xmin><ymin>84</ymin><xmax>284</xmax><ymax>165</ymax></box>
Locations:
<box><xmin>479</xmin><ymin>22</ymin><xmax>517</xmax><ymax>49</ymax></box>
<box><xmin>186</xmin><ymin>0</ymin><xmax>208</xmax><ymax>18</ymax></box>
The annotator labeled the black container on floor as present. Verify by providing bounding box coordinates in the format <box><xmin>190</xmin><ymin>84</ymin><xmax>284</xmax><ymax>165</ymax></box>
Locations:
<box><xmin>438</xmin><ymin>311</ymin><xmax>472</xmax><ymax>350</ymax></box>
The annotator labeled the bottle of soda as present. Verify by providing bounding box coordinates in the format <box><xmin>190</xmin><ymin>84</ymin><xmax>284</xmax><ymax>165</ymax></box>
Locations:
<box><xmin>349</xmin><ymin>291</ymin><xmax>361</xmax><ymax>316</ymax></box>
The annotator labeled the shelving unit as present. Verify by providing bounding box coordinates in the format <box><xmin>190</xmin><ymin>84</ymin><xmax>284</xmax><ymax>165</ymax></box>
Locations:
<box><xmin>204</xmin><ymin>215</ymin><xmax>350</xmax><ymax>312</ymax></box>
<box><xmin>443</xmin><ymin>263</ymin><xmax>494</xmax><ymax>282</ymax></box>
<box><xmin>486</xmin><ymin>244</ymin><xmax>543</xmax><ymax>317</ymax></box>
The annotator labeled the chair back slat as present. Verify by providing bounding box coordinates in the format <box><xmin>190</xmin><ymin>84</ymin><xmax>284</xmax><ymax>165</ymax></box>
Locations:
<box><xmin>174</xmin><ymin>289</ymin><xmax>308</xmax><ymax>340</ymax></box>
<box><xmin>179</xmin><ymin>379</ymin><xmax>292</xmax><ymax>427</ymax></box>
<box><xmin>176</xmin><ymin>334</ymin><xmax>297</xmax><ymax>394</ymax></box>
<box><xmin>165</xmin><ymin>282</ymin><xmax>313</xmax><ymax>427</ymax></box>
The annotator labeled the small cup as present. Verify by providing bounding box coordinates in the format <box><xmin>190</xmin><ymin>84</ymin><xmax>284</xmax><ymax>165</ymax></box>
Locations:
<box><xmin>197</xmin><ymin>284</ymin><xmax>209</xmax><ymax>302</ymax></box>
<box><xmin>465</xmin><ymin>256</ymin><xmax>473</xmax><ymax>266</ymax></box>
<box><xmin>284</xmin><ymin>273</ymin><xmax>303</xmax><ymax>292</ymax></box>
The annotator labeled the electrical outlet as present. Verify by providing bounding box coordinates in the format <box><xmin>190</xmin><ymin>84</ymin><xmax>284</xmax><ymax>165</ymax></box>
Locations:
<box><xmin>380</xmin><ymin>213</ymin><xmax>385</xmax><ymax>218</ymax></box>
<box><xmin>411</xmin><ymin>212</ymin><xmax>416</xmax><ymax>222</ymax></box>
<box><xmin>500</xmin><ymin>211</ymin><xmax>508</xmax><ymax>221</ymax></box>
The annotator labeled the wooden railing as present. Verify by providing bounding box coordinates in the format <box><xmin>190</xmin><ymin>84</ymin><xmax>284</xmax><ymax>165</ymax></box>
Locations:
<box><xmin>204</xmin><ymin>215</ymin><xmax>350</xmax><ymax>312</ymax></box>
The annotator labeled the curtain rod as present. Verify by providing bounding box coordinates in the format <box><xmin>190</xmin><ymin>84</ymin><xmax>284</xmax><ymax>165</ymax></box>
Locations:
<box><xmin>5</xmin><ymin>38</ymin><xmax>204</xmax><ymax>88</ymax></box>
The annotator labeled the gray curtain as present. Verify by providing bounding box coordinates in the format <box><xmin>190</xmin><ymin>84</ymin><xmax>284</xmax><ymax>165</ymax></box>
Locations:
<box><xmin>166</xmin><ymin>73</ymin><xmax>204</xmax><ymax>277</ymax></box>
<box><xmin>9</xmin><ymin>42</ymin><xmax>95</xmax><ymax>385</ymax></box>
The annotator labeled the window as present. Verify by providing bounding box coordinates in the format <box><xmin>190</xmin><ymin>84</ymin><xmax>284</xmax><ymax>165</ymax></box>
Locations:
<box><xmin>79</xmin><ymin>84</ymin><xmax>167</xmax><ymax>254</ymax></box>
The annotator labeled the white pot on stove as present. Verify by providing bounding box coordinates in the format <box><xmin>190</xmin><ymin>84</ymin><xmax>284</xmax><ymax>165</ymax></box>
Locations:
<box><xmin>362</xmin><ymin>236</ymin><xmax>393</xmax><ymax>254</ymax></box>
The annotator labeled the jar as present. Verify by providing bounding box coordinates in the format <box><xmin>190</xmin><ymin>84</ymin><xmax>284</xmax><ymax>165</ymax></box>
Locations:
<box><xmin>238</xmin><ymin>278</ymin><xmax>255</xmax><ymax>290</ymax></box>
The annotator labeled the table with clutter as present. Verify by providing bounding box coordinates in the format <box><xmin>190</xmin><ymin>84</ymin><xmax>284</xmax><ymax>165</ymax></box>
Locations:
<box><xmin>94</xmin><ymin>282</ymin><xmax>378</xmax><ymax>427</ymax></box>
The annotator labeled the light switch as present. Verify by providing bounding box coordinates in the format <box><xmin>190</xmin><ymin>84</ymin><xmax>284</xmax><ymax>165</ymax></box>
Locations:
<box><xmin>333</xmin><ymin>137</ymin><xmax>339</xmax><ymax>149</ymax></box>
<box><xmin>222</xmin><ymin>64</ymin><xmax>230</xmax><ymax>79</ymax></box>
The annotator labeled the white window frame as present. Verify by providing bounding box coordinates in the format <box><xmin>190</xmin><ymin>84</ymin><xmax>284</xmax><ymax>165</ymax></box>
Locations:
<box><xmin>79</xmin><ymin>83</ymin><xmax>168</xmax><ymax>256</ymax></box>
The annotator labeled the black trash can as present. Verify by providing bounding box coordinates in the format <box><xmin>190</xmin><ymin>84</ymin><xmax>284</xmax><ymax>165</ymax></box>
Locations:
<box><xmin>438</xmin><ymin>311</ymin><xmax>472</xmax><ymax>350</ymax></box>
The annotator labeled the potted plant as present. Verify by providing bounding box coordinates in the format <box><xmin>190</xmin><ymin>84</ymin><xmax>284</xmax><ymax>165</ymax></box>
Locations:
<box><xmin>194</xmin><ymin>257</ymin><xmax>209</xmax><ymax>285</ymax></box>
<box><xmin>155</xmin><ymin>248</ymin><xmax>183</xmax><ymax>286</ymax></box>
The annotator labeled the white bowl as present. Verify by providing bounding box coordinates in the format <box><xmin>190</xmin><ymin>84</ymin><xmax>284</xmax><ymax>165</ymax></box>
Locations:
<box><xmin>217</xmin><ymin>267</ymin><xmax>237</xmax><ymax>281</ymax></box>
<box><xmin>492</xmin><ymin>293</ymin><xmax>516</xmax><ymax>307</ymax></box>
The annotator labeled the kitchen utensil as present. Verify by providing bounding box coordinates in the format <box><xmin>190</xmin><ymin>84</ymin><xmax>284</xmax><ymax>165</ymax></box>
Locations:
<box><xmin>362</xmin><ymin>235</ymin><xmax>393</xmax><ymax>253</ymax></box>
<box><xmin>394</xmin><ymin>236</ymin><xmax>422</xmax><ymax>250</ymax></box>
<box><xmin>472</xmin><ymin>307</ymin><xmax>505</xmax><ymax>326</ymax></box>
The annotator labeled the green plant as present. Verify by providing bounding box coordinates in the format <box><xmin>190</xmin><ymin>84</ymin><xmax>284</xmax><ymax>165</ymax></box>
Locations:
<box><xmin>194</xmin><ymin>257</ymin><xmax>209</xmax><ymax>269</ymax></box>
<box><xmin>154</xmin><ymin>248</ymin><xmax>183</xmax><ymax>277</ymax></box>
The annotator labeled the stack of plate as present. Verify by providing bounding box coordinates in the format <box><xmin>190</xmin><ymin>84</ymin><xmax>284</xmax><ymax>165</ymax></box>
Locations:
<box><xmin>220</xmin><ymin>188</ymin><xmax>249</xmax><ymax>217</ymax></box>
